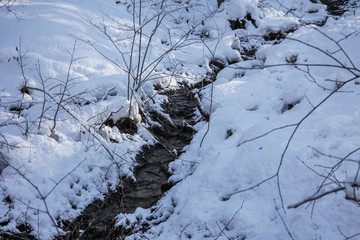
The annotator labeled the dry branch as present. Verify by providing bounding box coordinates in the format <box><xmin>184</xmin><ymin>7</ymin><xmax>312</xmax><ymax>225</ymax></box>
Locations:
<box><xmin>288</xmin><ymin>187</ymin><xmax>345</xmax><ymax>209</ymax></box>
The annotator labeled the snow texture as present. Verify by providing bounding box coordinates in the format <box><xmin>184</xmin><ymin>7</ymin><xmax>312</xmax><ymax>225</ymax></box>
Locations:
<box><xmin>1</xmin><ymin>0</ymin><xmax>360</xmax><ymax>239</ymax></box>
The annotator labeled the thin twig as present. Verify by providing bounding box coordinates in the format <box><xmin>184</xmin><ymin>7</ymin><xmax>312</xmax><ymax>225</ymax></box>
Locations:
<box><xmin>275</xmin><ymin>199</ymin><xmax>295</xmax><ymax>240</ymax></box>
<box><xmin>214</xmin><ymin>201</ymin><xmax>244</xmax><ymax>240</ymax></box>
<box><xmin>200</xmin><ymin>81</ymin><xmax>213</xmax><ymax>148</ymax></box>
<box><xmin>288</xmin><ymin>186</ymin><xmax>345</xmax><ymax>209</ymax></box>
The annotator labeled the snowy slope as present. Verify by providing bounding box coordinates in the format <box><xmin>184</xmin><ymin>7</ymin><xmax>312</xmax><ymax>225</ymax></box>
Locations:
<box><xmin>116</xmin><ymin>1</ymin><xmax>360</xmax><ymax>240</ymax></box>
<box><xmin>1</xmin><ymin>0</ymin><xmax>360</xmax><ymax>239</ymax></box>
<box><xmin>0</xmin><ymin>0</ymin><xmax>220</xmax><ymax>238</ymax></box>
<box><xmin>0</xmin><ymin>1</ymin><xmax>153</xmax><ymax>238</ymax></box>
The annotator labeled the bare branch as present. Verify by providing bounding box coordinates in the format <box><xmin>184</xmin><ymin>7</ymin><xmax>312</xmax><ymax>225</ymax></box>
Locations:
<box><xmin>0</xmin><ymin>152</ymin><xmax>60</xmax><ymax>234</ymax></box>
<box><xmin>237</xmin><ymin>124</ymin><xmax>296</xmax><ymax>147</ymax></box>
<box><xmin>214</xmin><ymin>201</ymin><xmax>244</xmax><ymax>240</ymax></box>
<box><xmin>317</xmin><ymin>147</ymin><xmax>360</xmax><ymax>194</ymax></box>
<box><xmin>275</xmin><ymin>199</ymin><xmax>295</xmax><ymax>240</ymax></box>
<box><xmin>288</xmin><ymin>186</ymin><xmax>345</xmax><ymax>209</ymax></box>
<box><xmin>200</xmin><ymin>81</ymin><xmax>213</xmax><ymax>148</ymax></box>
<box><xmin>51</xmin><ymin>39</ymin><xmax>78</xmax><ymax>132</ymax></box>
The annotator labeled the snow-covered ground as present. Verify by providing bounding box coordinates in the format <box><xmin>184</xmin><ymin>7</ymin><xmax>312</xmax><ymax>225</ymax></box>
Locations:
<box><xmin>1</xmin><ymin>0</ymin><xmax>360</xmax><ymax>239</ymax></box>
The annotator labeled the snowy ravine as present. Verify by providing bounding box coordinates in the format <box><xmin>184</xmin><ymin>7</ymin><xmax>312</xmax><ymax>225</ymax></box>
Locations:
<box><xmin>58</xmin><ymin>84</ymin><xmax>205</xmax><ymax>239</ymax></box>
<box><xmin>1</xmin><ymin>0</ymin><xmax>360</xmax><ymax>240</ymax></box>
<box><xmin>116</xmin><ymin>1</ymin><xmax>360</xmax><ymax>240</ymax></box>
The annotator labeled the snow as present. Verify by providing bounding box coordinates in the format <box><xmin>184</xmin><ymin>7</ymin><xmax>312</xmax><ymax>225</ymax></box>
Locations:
<box><xmin>0</xmin><ymin>1</ymin><xmax>149</xmax><ymax>238</ymax></box>
<box><xmin>1</xmin><ymin>0</ymin><xmax>360</xmax><ymax>239</ymax></box>
<box><xmin>117</xmin><ymin>1</ymin><xmax>360</xmax><ymax>240</ymax></box>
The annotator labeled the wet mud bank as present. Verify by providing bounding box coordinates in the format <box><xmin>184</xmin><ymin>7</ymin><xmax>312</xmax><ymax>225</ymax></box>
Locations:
<box><xmin>57</xmin><ymin>85</ymin><xmax>205</xmax><ymax>240</ymax></box>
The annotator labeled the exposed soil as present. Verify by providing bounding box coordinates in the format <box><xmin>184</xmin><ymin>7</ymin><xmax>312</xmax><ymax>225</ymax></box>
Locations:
<box><xmin>56</xmin><ymin>85</ymin><xmax>204</xmax><ymax>240</ymax></box>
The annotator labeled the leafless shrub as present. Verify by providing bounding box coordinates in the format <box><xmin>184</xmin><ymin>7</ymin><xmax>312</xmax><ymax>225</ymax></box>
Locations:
<box><xmin>79</xmin><ymin>0</ymin><xmax>216</xmax><ymax>117</ymax></box>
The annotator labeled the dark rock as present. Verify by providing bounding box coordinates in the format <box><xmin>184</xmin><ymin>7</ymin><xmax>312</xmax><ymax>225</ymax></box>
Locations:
<box><xmin>104</xmin><ymin>117</ymin><xmax>138</xmax><ymax>135</ymax></box>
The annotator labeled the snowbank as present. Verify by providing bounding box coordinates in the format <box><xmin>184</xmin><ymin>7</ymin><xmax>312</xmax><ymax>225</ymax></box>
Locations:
<box><xmin>117</xmin><ymin>1</ymin><xmax>360</xmax><ymax>240</ymax></box>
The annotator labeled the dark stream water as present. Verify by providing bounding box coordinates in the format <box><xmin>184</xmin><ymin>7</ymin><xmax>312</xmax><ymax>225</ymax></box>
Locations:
<box><xmin>57</xmin><ymin>87</ymin><xmax>201</xmax><ymax>240</ymax></box>
<box><xmin>320</xmin><ymin>0</ymin><xmax>355</xmax><ymax>15</ymax></box>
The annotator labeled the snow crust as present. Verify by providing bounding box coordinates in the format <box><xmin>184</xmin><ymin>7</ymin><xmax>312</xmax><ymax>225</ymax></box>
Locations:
<box><xmin>116</xmin><ymin>1</ymin><xmax>360</xmax><ymax>240</ymax></box>
<box><xmin>1</xmin><ymin>0</ymin><xmax>360</xmax><ymax>239</ymax></box>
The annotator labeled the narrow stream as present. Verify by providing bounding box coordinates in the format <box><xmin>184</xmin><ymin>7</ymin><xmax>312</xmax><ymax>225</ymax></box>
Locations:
<box><xmin>58</xmin><ymin>85</ymin><xmax>203</xmax><ymax>240</ymax></box>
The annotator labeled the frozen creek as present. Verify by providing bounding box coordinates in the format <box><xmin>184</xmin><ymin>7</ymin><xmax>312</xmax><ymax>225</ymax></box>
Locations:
<box><xmin>57</xmin><ymin>79</ymin><xmax>214</xmax><ymax>240</ymax></box>
<box><xmin>54</xmin><ymin>1</ymin><xmax>351</xmax><ymax>237</ymax></box>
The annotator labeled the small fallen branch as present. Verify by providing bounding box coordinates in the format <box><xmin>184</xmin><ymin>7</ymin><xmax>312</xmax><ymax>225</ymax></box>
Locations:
<box><xmin>288</xmin><ymin>186</ymin><xmax>345</xmax><ymax>209</ymax></box>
